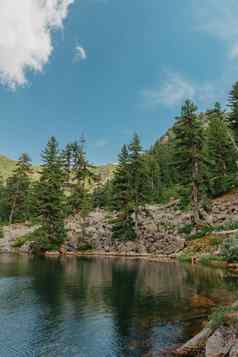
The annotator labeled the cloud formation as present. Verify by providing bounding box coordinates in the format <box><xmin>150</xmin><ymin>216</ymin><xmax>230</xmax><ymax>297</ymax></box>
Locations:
<box><xmin>143</xmin><ymin>73</ymin><xmax>195</xmax><ymax>107</ymax></box>
<box><xmin>74</xmin><ymin>45</ymin><xmax>87</xmax><ymax>62</ymax></box>
<box><xmin>0</xmin><ymin>0</ymin><xmax>74</xmax><ymax>88</ymax></box>
<box><xmin>194</xmin><ymin>0</ymin><xmax>238</xmax><ymax>59</ymax></box>
<box><xmin>143</xmin><ymin>72</ymin><xmax>218</xmax><ymax>109</ymax></box>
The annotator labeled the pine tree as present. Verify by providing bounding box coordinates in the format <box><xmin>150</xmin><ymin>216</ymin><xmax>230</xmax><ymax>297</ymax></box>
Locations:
<box><xmin>63</xmin><ymin>139</ymin><xmax>95</xmax><ymax>241</ymax></box>
<box><xmin>6</xmin><ymin>153</ymin><xmax>32</xmax><ymax>224</ymax></box>
<box><xmin>206</xmin><ymin>103</ymin><xmax>238</xmax><ymax>196</ymax></box>
<box><xmin>67</xmin><ymin>139</ymin><xmax>95</xmax><ymax>213</ymax></box>
<box><xmin>143</xmin><ymin>152</ymin><xmax>161</xmax><ymax>203</ymax></box>
<box><xmin>128</xmin><ymin>133</ymin><xmax>149</xmax><ymax>228</ymax></box>
<box><xmin>148</xmin><ymin>139</ymin><xmax>176</xmax><ymax>202</ymax></box>
<box><xmin>38</xmin><ymin>137</ymin><xmax>66</xmax><ymax>249</ymax></box>
<box><xmin>111</xmin><ymin>144</ymin><xmax>136</xmax><ymax>241</ymax></box>
<box><xmin>173</xmin><ymin>100</ymin><xmax>205</xmax><ymax>224</ymax></box>
<box><xmin>228</xmin><ymin>81</ymin><xmax>238</xmax><ymax>141</ymax></box>
<box><xmin>112</xmin><ymin>144</ymin><xmax>130</xmax><ymax>209</ymax></box>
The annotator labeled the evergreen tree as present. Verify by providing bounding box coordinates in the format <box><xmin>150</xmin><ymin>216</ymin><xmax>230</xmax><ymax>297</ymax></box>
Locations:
<box><xmin>173</xmin><ymin>100</ymin><xmax>205</xmax><ymax>224</ymax></box>
<box><xmin>63</xmin><ymin>139</ymin><xmax>95</xmax><ymax>241</ymax></box>
<box><xmin>148</xmin><ymin>139</ymin><xmax>177</xmax><ymax>202</ymax></box>
<box><xmin>0</xmin><ymin>176</ymin><xmax>8</xmax><ymax>223</ymax></box>
<box><xmin>206</xmin><ymin>103</ymin><xmax>238</xmax><ymax>196</ymax></box>
<box><xmin>38</xmin><ymin>137</ymin><xmax>66</xmax><ymax>248</ymax></box>
<box><xmin>92</xmin><ymin>180</ymin><xmax>114</xmax><ymax>209</ymax></box>
<box><xmin>67</xmin><ymin>139</ymin><xmax>95</xmax><ymax>214</ymax></box>
<box><xmin>228</xmin><ymin>81</ymin><xmax>238</xmax><ymax>141</ymax></box>
<box><xmin>6</xmin><ymin>153</ymin><xmax>32</xmax><ymax>224</ymax></box>
<box><xmin>111</xmin><ymin>144</ymin><xmax>136</xmax><ymax>241</ymax></box>
<box><xmin>143</xmin><ymin>151</ymin><xmax>161</xmax><ymax>203</ymax></box>
<box><xmin>128</xmin><ymin>133</ymin><xmax>149</xmax><ymax>228</ymax></box>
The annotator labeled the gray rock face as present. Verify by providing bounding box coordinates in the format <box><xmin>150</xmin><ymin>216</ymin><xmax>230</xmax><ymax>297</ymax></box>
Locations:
<box><xmin>2</xmin><ymin>189</ymin><xmax>238</xmax><ymax>256</ymax></box>
<box><xmin>0</xmin><ymin>224</ymin><xmax>39</xmax><ymax>254</ymax></box>
<box><xmin>206</xmin><ymin>327</ymin><xmax>237</xmax><ymax>357</ymax></box>
<box><xmin>65</xmin><ymin>205</ymin><xmax>186</xmax><ymax>256</ymax></box>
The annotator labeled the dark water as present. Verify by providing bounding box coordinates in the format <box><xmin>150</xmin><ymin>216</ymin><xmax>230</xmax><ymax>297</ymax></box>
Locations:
<box><xmin>0</xmin><ymin>255</ymin><xmax>237</xmax><ymax>357</ymax></box>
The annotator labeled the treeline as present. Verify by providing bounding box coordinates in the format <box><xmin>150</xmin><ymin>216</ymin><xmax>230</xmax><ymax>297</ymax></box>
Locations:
<box><xmin>1</xmin><ymin>82</ymin><xmax>238</xmax><ymax>249</ymax></box>
<box><xmin>0</xmin><ymin>137</ymin><xmax>95</xmax><ymax>251</ymax></box>
<box><xmin>94</xmin><ymin>82</ymin><xmax>238</xmax><ymax>237</ymax></box>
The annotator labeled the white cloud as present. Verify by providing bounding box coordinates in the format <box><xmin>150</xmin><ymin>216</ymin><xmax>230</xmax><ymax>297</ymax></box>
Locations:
<box><xmin>0</xmin><ymin>0</ymin><xmax>74</xmax><ymax>89</ymax></box>
<box><xmin>143</xmin><ymin>73</ymin><xmax>195</xmax><ymax>108</ymax></box>
<box><xmin>193</xmin><ymin>0</ymin><xmax>238</xmax><ymax>59</ymax></box>
<box><xmin>74</xmin><ymin>45</ymin><xmax>87</xmax><ymax>62</ymax></box>
<box><xmin>142</xmin><ymin>72</ymin><xmax>218</xmax><ymax>109</ymax></box>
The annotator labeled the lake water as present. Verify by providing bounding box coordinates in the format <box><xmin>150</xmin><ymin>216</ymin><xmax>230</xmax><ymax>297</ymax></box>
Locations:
<box><xmin>0</xmin><ymin>255</ymin><xmax>237</xmax><ymax>357</ymax></box>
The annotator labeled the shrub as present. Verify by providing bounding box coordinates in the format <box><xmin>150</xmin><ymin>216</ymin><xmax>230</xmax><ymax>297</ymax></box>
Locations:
<box><xmin>199</xmin><ymin>254</ymin><xmax>224</xmax><ymax>265</ymax></box>
<box><xmin>178</xmin><ymin>255</ymin><xmax>192</xmax><ymax>263</ymax></box>
<box><xmin>188</xmin><ymin>225</ymin><xmax>214</xmax><ymax>240</ymax></box>
<box><xmin>12</xmin><ymin>236</ymin><xmax>29</xmax><ymax>248</ymax></box>
<box><xmin>220</xmin><ymin>236</ymin><xmax>238</xmax><ymax>263</ymax></box>
<box><xmin>178</xmin><ymin>224</ymin><xmax>193</xmax><ymax>235</ymax></box>
<box><xmin>12</xmin><ymin>228</ymin><xmax>42</xmax><ymax>248</ymax></box>
<box><xmin>78</xmin><ymin>242</ymin><xmax>94</xmax><ymax>251</ymax></box>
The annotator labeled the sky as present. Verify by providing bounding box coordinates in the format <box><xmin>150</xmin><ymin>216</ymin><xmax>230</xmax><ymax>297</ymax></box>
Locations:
<box><xmin>0</xmin><ymin>0</ymin><xmax>238</xmax><ymax>164</ymax></box>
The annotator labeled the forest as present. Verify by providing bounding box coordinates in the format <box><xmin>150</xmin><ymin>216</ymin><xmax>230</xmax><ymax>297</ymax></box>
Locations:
<box><xmin>1</xmin><ymin>81</ymin><xmax>238</xmax><ymax>253</ymax></box>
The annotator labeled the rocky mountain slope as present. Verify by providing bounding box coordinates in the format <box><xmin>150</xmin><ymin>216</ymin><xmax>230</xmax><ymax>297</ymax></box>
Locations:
<box><xmin>1</xmin><ymin>189</ymin><xmax>238</xmax><ymax>258</ymax></box>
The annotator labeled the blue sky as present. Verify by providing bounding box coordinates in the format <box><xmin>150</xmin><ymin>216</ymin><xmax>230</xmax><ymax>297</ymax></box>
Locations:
<box><xmin>0</xmin><ymin>0</ymin><xmax>238</xmax><ymax>164</ymax></box>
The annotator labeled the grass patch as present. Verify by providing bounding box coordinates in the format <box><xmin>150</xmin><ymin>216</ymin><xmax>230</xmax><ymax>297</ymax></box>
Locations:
<box><xmin>178</xmin><ymin>224</ymin><xmax>193</xmax><ymax>235</ymax></box>
<box><xmin>12</xmin><ymin>228</ymin><xmax>42</xmax><ymax>248</ymax></box>
<box><xmin>186</xmin><ymin>222</ymin><xmax>238</xmax><ymax>241</ymax></box>
<box><xmin>78</xmin><ymin>242</ymin><xmax>94</xmax><ymax>251</ymax></box>
<box><xmin>209</xmin><ymin>305</ymin><xmax>238</xmax><ymax>330</ymax></box>
<box><xmin>188</xmin><ymin>225</ymin><xmax>214</xmax><ymax>241</ymax></box>
<box><xmin>199</xmin><ymin>254</ymin><xmax>224</xmax><ymax>266</ymax></box>
<box><xmin>178</xmin><ymin>255</ymin><xmax>192</xmax><ymax>263</ymax></box>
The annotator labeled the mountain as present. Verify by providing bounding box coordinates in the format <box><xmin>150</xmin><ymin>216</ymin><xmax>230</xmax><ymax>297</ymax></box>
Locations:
<box><xmin>0</xmin><ymin>155</ymin><xmax>116</xmax><ymax>184</ymax></box>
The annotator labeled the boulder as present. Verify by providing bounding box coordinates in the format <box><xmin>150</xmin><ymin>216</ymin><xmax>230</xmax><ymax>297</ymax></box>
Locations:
<box><xmin>206</xmin><ymin>327</ymin><xmax>238</xmax><ymax>357</ymax></box>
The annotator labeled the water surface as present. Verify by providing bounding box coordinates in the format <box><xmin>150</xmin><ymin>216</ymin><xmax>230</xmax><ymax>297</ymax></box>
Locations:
<box><xmin>0</xmin><ymin>255</ymin><xmax>237</xmax><ymax>357</ymax></box>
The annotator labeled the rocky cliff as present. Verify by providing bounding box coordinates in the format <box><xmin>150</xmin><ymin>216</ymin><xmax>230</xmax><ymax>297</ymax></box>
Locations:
<box><xmin>0</xmin><ymin>189</ymin><xmax>238</xmax><ymax>257</ymax></box>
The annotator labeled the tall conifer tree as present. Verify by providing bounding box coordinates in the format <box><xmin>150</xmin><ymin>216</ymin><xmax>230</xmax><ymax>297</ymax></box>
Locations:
<box><xmin>111</xmin><ymin>144</ymin><xmax>136</xmax><ymax>241</ymax></box>
<box><xmin>38</xmin><ymin>137</ymin><xmax>66</xmax><ymax>248</ymax></box>
<box><xmin>128</xmin><ymin>133</ymin><xmax>149</xmax><ymax>228</ymax></box>
<box><xmin>228</xmin><ymin>81</ymin><xmax>238</xmax><ymax>141</ymax></box>
<box><xmin>7</xmin><ymin>153</ymin><xmax>32</xmax><ymax>224</ymax></box>
<box><xmin>173</xmin><ymin>100</ymin><xmax>205</xmax><ymax>224</ymax></box>
<box><xmin>206</xmin><ymin>103</ymin><xmax>238</xmax><ymax>196</ymax></box>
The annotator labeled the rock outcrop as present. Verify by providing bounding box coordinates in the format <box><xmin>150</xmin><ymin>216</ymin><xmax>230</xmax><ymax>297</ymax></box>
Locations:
<box><xmin>65</xmin><ymin>205</ymin><xmax>187</xmax><ymax>256</ymax></box>
<box><xmin>1</xmin><ymin>189</ymin><xmax>238</xmax><ymax>256</ymax></box>
<box><xmin>176</xmin><ymin>325</ymin><xmax>238</xmax><ymax>357</ymax></box>
<box><xmin>176</xmin><ymin>300</ymin><xmax>238</xmax><ymax>357</ymax></box>
<box><xmin>0</xmin><ymin>224</ymin><xmax>38</xmax><ymax>253</ymax></box>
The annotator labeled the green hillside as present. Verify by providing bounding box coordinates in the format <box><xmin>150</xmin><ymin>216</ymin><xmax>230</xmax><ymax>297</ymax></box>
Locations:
<box><xmin>0</xmin><ymin>155</ymin><xmax>18</xmax><ymax>181</ymax></box>
<box><xmin>0</xmin><ymin>155</ymin><xmax>116</xmax><ymax>184</ymax></box>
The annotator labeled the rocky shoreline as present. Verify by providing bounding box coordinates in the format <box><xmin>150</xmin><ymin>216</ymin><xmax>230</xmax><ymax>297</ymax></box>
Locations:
<box><xmin>1</xmin><ymin>190</ymin><xmax>238</xmax><ymax>260</ymax></box>
<box><xmin>175</xmin><ymin>302</ymin><xmax>238</xmax><ymax>357</ymax></box>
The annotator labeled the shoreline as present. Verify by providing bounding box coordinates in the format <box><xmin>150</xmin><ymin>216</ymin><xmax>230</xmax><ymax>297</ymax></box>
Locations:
<box><xmin>3</xmin><ymin>250</ymin><xmax>238</xmax><ymax>273</ymax></box>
